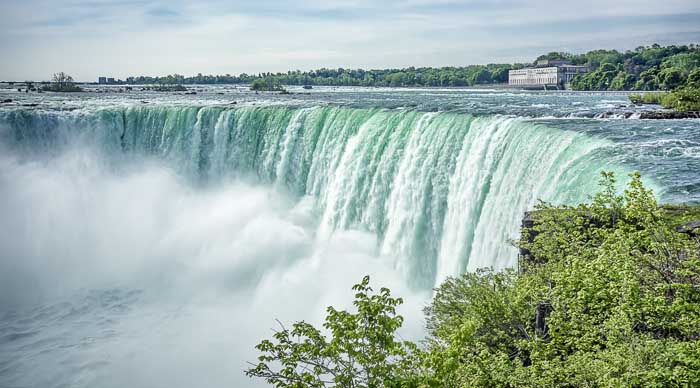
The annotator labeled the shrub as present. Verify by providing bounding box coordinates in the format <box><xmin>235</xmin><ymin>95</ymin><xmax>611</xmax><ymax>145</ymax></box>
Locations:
<box><xmin>248</xmin><ymin>173</ymin><xmax>700</xmax><ymax>388</ymax></box>
<box><xmin>424</xmin><ymin>172</ymin><xmax>700</xmax><ymax>387</ymax></box>
<box><xmin>629</xmin><ymin>92</ymin><xmax>666</xmax><ymax>105</ymax></box>
<box><xmin>670</xmin><ymin>86</ymin><xmax>700</xmax><ymax>111</ymax></box>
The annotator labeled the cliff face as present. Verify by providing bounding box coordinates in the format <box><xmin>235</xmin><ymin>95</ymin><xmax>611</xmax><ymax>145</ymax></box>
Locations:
<box><xmin>519</xmin><ymin>205</ymin><xmax>700</xmax><ymax>270</ymax></box>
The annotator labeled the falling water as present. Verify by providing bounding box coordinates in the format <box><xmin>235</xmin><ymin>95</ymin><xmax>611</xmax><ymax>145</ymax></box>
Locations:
<box><xmin>1</xmin><ymin>105</ymin><xmax>633</xmax><ymax>287</ymax></box>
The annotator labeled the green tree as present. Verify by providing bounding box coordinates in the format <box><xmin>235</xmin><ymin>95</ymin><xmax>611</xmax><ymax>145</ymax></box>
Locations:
<box><xmin>250</xmin><ymin>78</ymin><xmax>266</xmax><ymax>91</ymax></box>
<box><xmin>571</xmin><ymin>63</ymin><xmax>620</xmax><ymax>90</ymax></box>
<box><xmin>388</xmin><ymin>72</ymin><xmax>406</xmax><ymax>87</ymax></box>
<box><xmin>470</xmin><ymin>68</ymin><xmax>492</xmax><ymax>85</ymax></box>
<box><xmin>664</xmin><ymin>86</ymin><xmax>700</xmax><ymax>111</ymax></box>
<box><xmin>247</xmin><ymin>172</ymin><xmax>700</xmax><ymax>387</ymax></box>
<box><xmin>660</xmin><ymin>52</ymin><xmax>700</xmax><ymax>73</ymax></box>
<box><xmin>246</xmin><ymin>276</ymin><xmax>419</xmax><ymax>388</ymax></box>
<box><xmin>536</xmin><ymin>51</ymin><xmax>572</xmax><ymax>62</ymax></box>
<box><xmin>609</xmin><ymin>71</ymin><xmax>635</xmax><ymax>90</ymax></box>
<box><xmin>489</xmin><ymin>66</ymin><xmax>511</xmax><ymax>83</ymax></box>
<box><xmin>582</xmin><ymin>49</ymin><xmax>624</xmax><ymax>68</ymax></box>
<box><xmin>250</xmin><ymin>77</ymin><xmax>284</xmax><ymax>92</ymax></box>
<box><xmin>423</xmin><ymin>172</ymin><xmax>700</xmax><ymax>387</ymax></box>
<box><xmin>633</xmin><ymin>67</ymin><xmax>660</xmax><ymax>90</ymax></box>
<box><xmin>424</xmin><ymin>269</ymin><xmax>529</xmax><ymax>387</ymax></box>
<box><xmin>658</xmin><ymin>67</ymin><xmax>684</xmax><ymax>90</ymax></box>
<box><xmin>685</xmin><ymin>68</ymin><xmax>700</xmax><ymax>88</ymax></box>
<box><xmin>118</xmin><ymin>44</ymin><xmax>697</xmax><ymax>90</ymax></box>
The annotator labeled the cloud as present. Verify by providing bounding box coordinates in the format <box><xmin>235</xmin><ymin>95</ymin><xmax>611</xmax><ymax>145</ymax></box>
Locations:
<box><xmin>0</xmin><ymin>0</ymin><xmax>698</xmax><ymax>80</ymax></box>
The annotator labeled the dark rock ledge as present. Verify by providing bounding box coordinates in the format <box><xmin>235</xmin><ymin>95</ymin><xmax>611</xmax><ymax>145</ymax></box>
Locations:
<box><xmin>597</xmin><ymin>110</ymin><xmax>700</xmax><ymax>119</ymax></box>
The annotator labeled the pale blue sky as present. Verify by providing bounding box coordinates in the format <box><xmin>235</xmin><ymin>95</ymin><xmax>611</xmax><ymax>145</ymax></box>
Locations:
<box><xmin>0</xmin><ymin>0</ymin><xmax>699</xmax><ymax>81</ymax></box>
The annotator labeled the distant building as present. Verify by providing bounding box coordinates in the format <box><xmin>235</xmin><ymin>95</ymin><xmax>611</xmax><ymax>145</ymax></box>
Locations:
<box><xmin>509</xmin><ymin>60</ymin><xmax>590</xmax><ymax>89</ymax></box>
<box><xmin>98</xmin><ymin>77</ymin><xmax>107</xmax><ymax>84</ymax></box>
<box><xmin>107</xmin><ymin>77</ymin><xmax>115</xmax><ymax>84</ymax></box>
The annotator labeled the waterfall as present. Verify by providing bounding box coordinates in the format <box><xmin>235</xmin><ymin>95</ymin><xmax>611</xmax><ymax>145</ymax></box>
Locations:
<box><xmin>0</xmin><ymin>105</ymin><xmax>632</xmax><ymax>288</ymax></box>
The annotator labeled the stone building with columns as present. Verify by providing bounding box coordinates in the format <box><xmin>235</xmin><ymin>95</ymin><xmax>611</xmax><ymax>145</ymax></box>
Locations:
<box><xmin>508</xmin><ymin>60</ymin><xmax>590</xmax><ymax>89</ymax></box>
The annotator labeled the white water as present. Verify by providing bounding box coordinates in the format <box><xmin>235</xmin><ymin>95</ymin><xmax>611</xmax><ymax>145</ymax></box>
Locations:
<box><xmin>0</xmin><ymin>104</ymin><xmax>639</xmax><ymax>387</ymax></box>
<box><xmin>0</xmin><ymin>143</ymin><xmax>428</xmax><ymax>387</ymax></box>
<box><xmin>2</xmin><ymin>106</ymin><xmax>633</xmax><ymax>286</ymax></box>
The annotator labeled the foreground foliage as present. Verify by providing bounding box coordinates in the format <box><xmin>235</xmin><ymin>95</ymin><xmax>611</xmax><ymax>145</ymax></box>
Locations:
<box><xmin>248</xmin><ymin>173</ymin><xmax>700</xmax><ymax>387</ymax></box>
<box><xmin>246</xmin><ymin>276</ymin><xmax>419</xmax><ymax>387</ymax></box>
<box><xmin>424</xmin><ymin>172</ymin><xmax>700</xmax><ymax>387</ymax></box>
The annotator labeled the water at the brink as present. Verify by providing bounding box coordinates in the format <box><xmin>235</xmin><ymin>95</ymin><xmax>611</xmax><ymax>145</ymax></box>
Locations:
<box><xmin>1</xmin><ymin>87</ymin><xmax>698</xmax><ymax>388</ymax></box>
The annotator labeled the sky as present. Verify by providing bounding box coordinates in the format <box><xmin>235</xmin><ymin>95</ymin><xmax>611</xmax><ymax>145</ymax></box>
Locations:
<box><xmin>0</xmin><ymin>0</ymin><xmax>699</xmax><ymax>81</ymax></box>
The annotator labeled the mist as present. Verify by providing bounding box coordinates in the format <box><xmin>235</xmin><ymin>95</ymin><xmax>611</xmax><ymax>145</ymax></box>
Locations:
<box><xmin>0</xmin><ymin>143</ymin><xmax>430</xmax><ymax>388</ymax></box>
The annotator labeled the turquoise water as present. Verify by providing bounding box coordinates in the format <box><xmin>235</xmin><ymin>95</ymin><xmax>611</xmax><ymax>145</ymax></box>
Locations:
<box><xmin>0</xmin><ymin>87</ymin><xmax>698</xmax><ymax>388</ymax></box>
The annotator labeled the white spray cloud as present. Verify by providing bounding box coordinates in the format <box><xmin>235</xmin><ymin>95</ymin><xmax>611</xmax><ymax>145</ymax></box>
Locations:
<box><xmin>0</xmin><ymin>143</ymin><xmax>429</xmax><ymax>387</ymax></box>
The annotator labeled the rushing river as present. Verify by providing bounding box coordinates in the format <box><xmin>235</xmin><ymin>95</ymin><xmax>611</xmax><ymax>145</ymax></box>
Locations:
<box><xmin>1</xmin><ymin>86</ymin><xmax>699</xmax><ymax>388</ymax></box>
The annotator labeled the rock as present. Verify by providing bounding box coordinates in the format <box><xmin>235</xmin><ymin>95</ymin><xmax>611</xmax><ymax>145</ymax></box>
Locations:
<box><xmin>640</xmin><ymin>110</ymin><xmax>700</xmax><ymax>119</ymax></box>
<box><xmin>535</xmin><ymin>302</ymin><xmax>552</xmax><ymax>338</ymax></box>
<box><xmin>596</xmin><ymin>110</ymin><xmax>700</xmax><ymax>120</ymax></box>
<box><xmin>676</xmin><ymin>220</ymin><xmax>700</xmax><ymax>236</ymax></box>
<box><xmin>597</xmin><ymin>111</ymin><xmax>625</xmax><ymax>119</ymax></box>
<box><xmin>1</xmin><ymin>99</ymin><xmax>12</xmax><ymax>103</ymax></box>
<box><xmin>518</xmin><ymin>211</ymin><xmax>540</xmax><ymax>267</ymax></box>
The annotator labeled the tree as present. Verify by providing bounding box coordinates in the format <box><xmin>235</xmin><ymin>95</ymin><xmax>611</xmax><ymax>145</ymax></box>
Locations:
<box><xmin>111</xmin><ymin>44</ymin><xmax>697</xmax><ymax>90</ymax></box>
<box><xmin>42</xmin><ymin>72</ymin><xmax>82</xmax><ymax>92</ymax></box>
<box><xmin>489</xmin><ymin>66</ymin><xmax>511</xmax><ymax>83</ymax></box>
<box><xmin>417</xmin><ymin>172</ymin><xmax>700</xmax><ymax>387</ymax></box>
<box><xmin>633</xmin><ymin>67</ymin><xmax>660</xmax><ymax>91</ymax></box>
<box><xmin>246</xmin><ymin>276</ymin><xmax>419</xmax><ymax>388</ymax></box>
<box><xmin>250</xmin><ymin>77</ymin><xmax>285</xmax><ymax>92</ymax></box>
<box><xmin>52</xmin><ymin>72</ymin><xmax>74</xmax><ymax>87</ymax></box>
<box><xmin>388</xmin><ymin>72</ymin><xmax>405</xmax><ymax>87</ymax></box>
<box><xmin>247</xmin><ymin>172</ymin><xmax>700</xmax><ymax>387</ymax></box>
<box><xmin>424</xmin><ymin>269</ymin><xmax>530</xmax><ymax>387</ymax></box>
<box><xmin>470</xmin><ymin>68</ymin><xmax>492</xmax><ymax>85</ymax></box>
<box><xmin>658</xmin><ymin>67</ymin><xmax>684</xmax><ymax>90</ymax></box>
<box><xmin>609</xmin><ymin>71</ymin><xmax>635</xmax><ymax>91</ymax></box>
<box><xmin>571</xmin><ymin>63</ymin><xmax>620</xmax><ymax>90</ymax></box>
<box><xmin>665</xmin><ymin>86</ymin><xmax>700</xmax><ymax>112</ymax></box>
<box><xmin>250</xmin><ymin>78</ymin><xmax>267</xmax><ymax>91</ymax></box>
<box><xmin>536</xmin><ymin>51</ymin><xmax>573</xmax><ymax>63</ymax></box>
<box><xmin>687</xmin><ymin>68</ymin><xmax>700</xmax><ymax>88</ymax></box>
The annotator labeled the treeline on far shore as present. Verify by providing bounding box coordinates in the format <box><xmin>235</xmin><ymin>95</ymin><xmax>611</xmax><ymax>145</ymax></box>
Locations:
<box><xmin>125</xmin><ymin>64</ymin><xmax>514</xmax><ymax>88</ymax></box>
<box><xmin>119</xmin><ymin>43</ymin><xmax>699</xmax><ymax>91</ymax></box>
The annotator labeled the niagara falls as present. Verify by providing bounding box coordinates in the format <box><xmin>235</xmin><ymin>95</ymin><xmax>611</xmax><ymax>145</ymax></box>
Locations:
<box><xmin>1</xmin><ymin>1</ymin><xmax>700</xmax><ymax>387</ymax></box>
